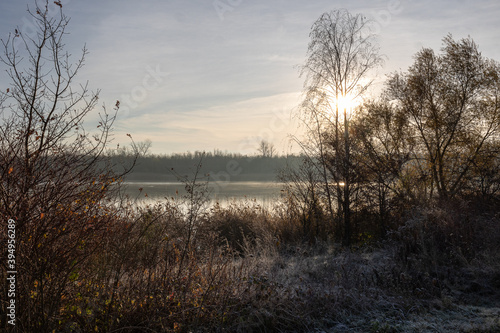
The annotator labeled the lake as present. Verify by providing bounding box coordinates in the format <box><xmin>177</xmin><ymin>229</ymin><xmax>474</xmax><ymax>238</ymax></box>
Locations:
<box><xmin>121</xmin><ymin>181</ymin><xmax>284</xmax><ymax>207</ymax></box>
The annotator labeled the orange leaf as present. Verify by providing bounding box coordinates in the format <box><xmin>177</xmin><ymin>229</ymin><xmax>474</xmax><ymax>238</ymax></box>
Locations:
<box><xmin>41</xmin><ymin>213</ymin><xmax>45</xmax><ymax>219</ymax></box>
<box><xmin>8</xmin><ymin>167</ymin><xmax>13</xmax><ymax>174</ymax></box>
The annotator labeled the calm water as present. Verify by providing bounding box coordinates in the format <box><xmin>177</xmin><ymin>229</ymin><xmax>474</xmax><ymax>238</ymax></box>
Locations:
<box><xmin>121</xmin><ymin>181</ymin><xmax>283</xmax><ymax>207</ymax></box>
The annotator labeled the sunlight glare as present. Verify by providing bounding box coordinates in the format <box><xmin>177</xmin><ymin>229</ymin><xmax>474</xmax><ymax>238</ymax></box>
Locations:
<box><xmin>336</xmin><ymin>93</ymin><xmax>359</xmax><ymax>114</ymax></box>
<box><xmin>321</xmin><ymin>87</ymin><xmax>360</xmax><ymax>119</ymax></box>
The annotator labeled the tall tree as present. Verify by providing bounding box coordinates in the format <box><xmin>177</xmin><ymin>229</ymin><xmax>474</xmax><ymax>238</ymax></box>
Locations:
<box><xmin>298</xmin><ymin>9</ymin><xmax>383</xmax><ymax>245</ymax></box>
<box><xmin>386</xmin><ymin>35</ymin><xmax>500</xmax><ymax>199</ymax></box>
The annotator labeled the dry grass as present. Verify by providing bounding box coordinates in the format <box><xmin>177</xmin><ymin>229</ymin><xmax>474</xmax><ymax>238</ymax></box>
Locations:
<box><xmin>2</xmin><ymin>196</ymin><xmax>500</xmax><ymax>332</ymax></box>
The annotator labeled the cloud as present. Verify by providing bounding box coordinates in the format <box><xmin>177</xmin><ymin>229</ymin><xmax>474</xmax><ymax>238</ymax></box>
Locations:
<box><xmin>114</xmin><ymin>92</ymin><xmax>302</xmax><ymax>155</ymax></box>
<box><xmin>1</xmin><ymin>0</ymin><xmax>499</xmax><ymax>155</ymax></box>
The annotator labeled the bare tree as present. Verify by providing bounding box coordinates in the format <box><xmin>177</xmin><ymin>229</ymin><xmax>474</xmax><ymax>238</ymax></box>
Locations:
<box><xmin>131</xmin><ymin>138</ymin><xmax>152</xmax><ymax>156</ymax></box>
<box><xmin>297</xmin><ymin>9</ymin><xmax>383</xmax><ymax>246</ymax></box>
<box><xmin>0</xmin><ymin>3</ymin><xmax>133</xmax><ymax>331</ymax></box>
<box><xmin>257</xmin><ymin>139</ymin><xmax>276</xmax><ymax>157</ymax></box>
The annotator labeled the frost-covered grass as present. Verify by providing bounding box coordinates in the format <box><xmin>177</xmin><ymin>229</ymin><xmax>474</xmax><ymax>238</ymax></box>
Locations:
<box><xmin>4</xmin><ymin>197</ymin><xmax>499</xmax><ymax>332</ymax></box>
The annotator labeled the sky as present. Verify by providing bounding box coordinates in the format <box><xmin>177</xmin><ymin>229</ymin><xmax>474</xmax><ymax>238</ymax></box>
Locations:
<box><xmin>0</xmin><ymin>0</ymin><xmax>499</xmax><ymax>155</ymax></box>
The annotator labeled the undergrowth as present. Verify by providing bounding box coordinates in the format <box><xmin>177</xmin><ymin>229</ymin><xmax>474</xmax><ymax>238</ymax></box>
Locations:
<box><xmin>2</xmin><ymin>196</ymin><xmax>500</xmax><ymax>332</ymax></box>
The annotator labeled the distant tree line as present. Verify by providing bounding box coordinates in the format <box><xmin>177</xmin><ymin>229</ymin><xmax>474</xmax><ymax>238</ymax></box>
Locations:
<box><xmin>110</xmin><ymin>149</ymin><xmax>302</xmax><ymax>182</ymax></box>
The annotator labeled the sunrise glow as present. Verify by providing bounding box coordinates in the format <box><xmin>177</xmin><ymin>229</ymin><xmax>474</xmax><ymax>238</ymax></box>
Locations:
<box><xmin>335</xmin><ymin>93</ymin><xmax>359</xmax><ymax>115</ymax></box>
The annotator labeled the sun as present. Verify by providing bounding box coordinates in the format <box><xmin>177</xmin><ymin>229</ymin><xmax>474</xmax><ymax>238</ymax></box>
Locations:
<box><xmin>321</xmin><ymin>87</ymin><xmax>359</xmax><ymax>116</ymax></box>
<box><xmin>335</xmin><ymin>93</ymin><xmax>359</xmax><ymax>113</ymax></box>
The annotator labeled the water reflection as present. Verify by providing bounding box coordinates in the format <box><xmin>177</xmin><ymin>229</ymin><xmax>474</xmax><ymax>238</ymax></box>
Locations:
<box><xmin>121</xmin><ymin>181</ymin><xmax>283</xmax><ymax>207</ymax></box>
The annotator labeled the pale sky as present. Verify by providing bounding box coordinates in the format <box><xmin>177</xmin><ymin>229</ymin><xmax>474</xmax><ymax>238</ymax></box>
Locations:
<box><xmin>1</xmin><ymin>0</ymin><xmax>499</xmax><ymax>155</ymax></box>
